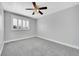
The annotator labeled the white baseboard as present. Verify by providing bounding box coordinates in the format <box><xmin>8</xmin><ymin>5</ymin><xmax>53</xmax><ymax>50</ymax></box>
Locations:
<box><xmin>37</xmin><ymin>35</ymin><xmax>79</xmax><ymax>50</ymax></box>
<box><xmin>0</xmin><ymin>41</ymin><xmax>4</xmax><ymax>56</ymax></box>
<box><xmin>2</xmin><ymin>35</ymin><xmax>79</xmax><ymax>56</ymax></box>
<box><xmin>4</xmin><ymin>36</ymin><xmax>35</xmax><ymax>44</ymax></box>
<box><xmin>0</xmin><ymin>35</ymin><xmax>35</xmax><ymax>56</ymax></box>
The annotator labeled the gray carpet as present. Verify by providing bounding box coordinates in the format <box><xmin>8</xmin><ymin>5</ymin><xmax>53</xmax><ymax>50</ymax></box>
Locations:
<box><xmin>1</xmin><ymin>37</ymin><xmax>79</xmax><ymax>56</ymax></box>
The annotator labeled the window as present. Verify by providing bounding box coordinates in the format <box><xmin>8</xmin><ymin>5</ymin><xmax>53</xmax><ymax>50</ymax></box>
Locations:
<box><xmin>18</xmin><ymin>19</ymin><xmax>22</xmax><ymax>29</ymax></box>
<box><xmin>23</xmin><ymin>20</ymin><xmax>29</xmax><ymax>30</ymax></box>
<box><xmin>25</xmin><ymin>20</ymin><xmax>29</xmax><ymax>29</ymax></box>
<box><xmin>12</xmin><ymin>17</ymin><xmax>30</xmax><ymax>30</ymax></box>
<box><xmin>23</xmin><ymin>20</ymin><xmax>26</xmax><ymax>28</ymax></box>
<box><xmin>12</xmin><ymin>18</ymin><xmax>18</xmax><ymax>29</ymax></box>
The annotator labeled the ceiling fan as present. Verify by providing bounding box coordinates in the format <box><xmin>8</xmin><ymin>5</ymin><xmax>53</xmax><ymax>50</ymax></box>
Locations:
<box><xmin>25</xmin><ymin>2</ymin><xmax>47</xmax><ymax>15</ymax></box>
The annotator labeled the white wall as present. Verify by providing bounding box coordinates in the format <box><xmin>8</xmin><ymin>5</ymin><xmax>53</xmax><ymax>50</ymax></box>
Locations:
<box><xmin>0</xmin><ymin>3</ymin><xmax>4</xmax><ymax>55</ymax></box>
<box><xmin>4</xmin><ymin>11</ymin><xmax>37</xmax><ymax>41</ymax></box>
<box><xmin>37</xmin><ymin>4</ymin><xmax>79</xmax><ymax>48</ymax></box>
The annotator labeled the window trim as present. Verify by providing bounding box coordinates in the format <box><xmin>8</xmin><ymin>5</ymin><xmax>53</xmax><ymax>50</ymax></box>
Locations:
<box><xmin>11</xmin><ymin>15</ymin><xmax>30</xmax><ymax>30</ymax></box>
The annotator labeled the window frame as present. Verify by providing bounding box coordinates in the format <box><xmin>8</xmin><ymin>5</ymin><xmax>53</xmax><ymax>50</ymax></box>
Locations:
<box><xmin>11</xmin><ymin>15</ymin><xmax>30</xmax><ymax>30</ymax></box>
<box><xmin>22</xmin><ymin>20</ymin><xmax>30</xmax><ymax>30</ymax></box>
<box><xmin>11</xmin><ymin>16</ymin><xmax>18</xmax><ymax>30</ymax></box>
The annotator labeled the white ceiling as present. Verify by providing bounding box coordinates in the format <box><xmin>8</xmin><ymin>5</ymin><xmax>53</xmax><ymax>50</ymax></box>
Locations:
<box><xmin>1</xmin><ymin>2</ymin><xmax>79</xmax><ymax>19</ymax></box>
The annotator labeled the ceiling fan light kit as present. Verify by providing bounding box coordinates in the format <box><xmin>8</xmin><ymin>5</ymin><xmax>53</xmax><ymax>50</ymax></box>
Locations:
<box><xmin>26</xmin><ymin>2</ymin><xmax>47</xmax><ymax>15</ymax></box>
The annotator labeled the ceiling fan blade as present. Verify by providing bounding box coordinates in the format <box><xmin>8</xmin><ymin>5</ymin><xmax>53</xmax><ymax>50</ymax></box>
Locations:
<box><xmin>39</xmin><ymin>7</ymin><xmax>47</xmax><ymax>10</ymax></box>
<box><xmin>39</xmin><ymin>11</ymin><xmax>43</xmax><ymax>15</ymax></box>
<box><xmin>32</xmin><ymin>12</ymin><xmax>35</xmax><ymax>15</ymax></box>
<box><xmin>26</xmin><ymin>8</ymin><xmax>34</xmax><ymax>10</ymax></box>
<box><xmin>32</xmin><ymin>2</ymin><xmax>37</xmax><ymax>8</ymax></box>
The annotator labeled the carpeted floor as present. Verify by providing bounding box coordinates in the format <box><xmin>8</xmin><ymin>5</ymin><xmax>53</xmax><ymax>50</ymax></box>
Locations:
<box><xmin>1</xmin><ymin>37</ymin><xmax>79</xmax><ymax>56</ymax></box>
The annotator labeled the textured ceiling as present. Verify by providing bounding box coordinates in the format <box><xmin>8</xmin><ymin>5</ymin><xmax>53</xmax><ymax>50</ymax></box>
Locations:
<box><xmin>1</xmin><ymin>2</ymin><xmax>79</xmax><ymax>19</ymax></box>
